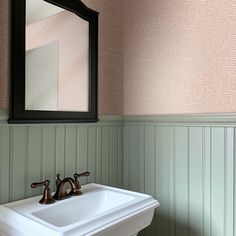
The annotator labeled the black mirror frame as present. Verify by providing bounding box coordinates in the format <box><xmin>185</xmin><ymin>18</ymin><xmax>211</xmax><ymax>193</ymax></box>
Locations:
<box><xmin>8</xmin><ymin>0</ymin><xmax>99</xmax><ymax>124</ymax></box>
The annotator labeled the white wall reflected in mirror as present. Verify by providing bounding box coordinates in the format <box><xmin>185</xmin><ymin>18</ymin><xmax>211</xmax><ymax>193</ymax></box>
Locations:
<box><xmin>26</xmin><ymin>0</ymin><xmax>89</xmax><ymax>112</ymax></box>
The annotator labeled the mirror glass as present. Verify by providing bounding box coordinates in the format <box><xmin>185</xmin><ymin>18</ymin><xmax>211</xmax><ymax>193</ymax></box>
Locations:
<box><xmin>25</xmin><ymin>0</ymin><xmax>89</xmax><ymax>112</ymax></box>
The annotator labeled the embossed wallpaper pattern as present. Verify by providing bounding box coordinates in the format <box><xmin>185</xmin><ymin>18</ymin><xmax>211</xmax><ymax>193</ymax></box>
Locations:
<box><xmin>1</xmin><ymin>0</ymin><xmax>236</xmax><ymax>114</ymax></box>
<box><xmin>123</xmin><ymin>0</ymin><xmax>236</xmax><ymax>114</ymax></box>
<box><xmin>0</xmin><ymin>0</ymin><xmax>124</xmax><ymax>115</ymax></box>
<box><xmin>0</xmin><ymin>0</ymin><xmax>9</xmax><ymax>109</ymax></box>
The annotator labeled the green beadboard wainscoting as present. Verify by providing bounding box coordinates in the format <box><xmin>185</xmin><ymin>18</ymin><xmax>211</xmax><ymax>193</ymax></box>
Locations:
<box><xmin>124</xmin><ymin>115</ymin><xmax>236</xmax><ymax>236</ymax></box>
<box><xmin>0</xmin><ymin>116</ymin><xmax>123</xmax><ymax>204</ymax></box>
<box><xmin>1</xmin><ymin>113</ymin><xmax>236</xmax><ymax>236</ymax></box>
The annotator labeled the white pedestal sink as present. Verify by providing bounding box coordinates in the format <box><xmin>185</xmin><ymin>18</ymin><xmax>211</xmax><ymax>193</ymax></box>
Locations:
<box><xmin>0</xmin><ymin>184</ymin><xmax>159</xmax><ymax>236</ymax></box>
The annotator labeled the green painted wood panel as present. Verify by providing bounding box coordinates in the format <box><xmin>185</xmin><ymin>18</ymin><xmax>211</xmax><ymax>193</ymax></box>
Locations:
<box><xmin>138</xmin><ymin>126</ymin><xmax>145</xmax><ymax>193</ymax></box>
<box><xmin>42</xmin><ymin>127</ymin><xmax>56</xmax><ymax>186</ymax></box>
<box><xmin>101</xmin><ymin>126</ymin><xmax>110</xmax><ymax>185</ymax></box>
<box><xmin>174</xmin><ymin>127</ymin><xmax>189</xmax><ymax>236</ymax></box>
<box><xmin>225</xmin><ymin>128</ymin><xmax>234</xmax><ymax>236</ymax></box>
<box><xmin>167</xmin><ymin>127</ymin><xmax>175</xmax><ymax>236</ymax></box>
<box><xmin>0</xmin><ymin>126</ymin><xmax>10</xmax><ymax>203</ymax></box>
<box><xmin>0</xmin><ymin>120</ymin><xmax>123</xmax><ymax>205</ymax></box>
<box><xmin>144</xmin><ymin>126</ymin><xmax>156</xmax><ymax>236</ymax></box>
<box><xmin>155</xmin><ymin>126</ymin><xmax>171</xmax><ymax>235</ymax></box>
<box><xmin>1</xmin><ymin>115</ymin><xmax>236</xmax><ymax>236</ymax></box>
<box><xmin>27</xmin><ymin>126</ymin><xmax>42</xmax><ymax>196</ymax></box>
<box><xmin>55</xmin><ymin>126</ymin><xmax>66</xmax><ymax>179</ymax></box>
<box><xmin>77</xmin><ymin>126</ymin><xmax>88</xmax><ymax>185</ymax></box>
<box><xmin>123</xmin><ymin>125</ymin><xmax>129</xmax><ymax>189</ymax></box>
<box><xmin>96</xmin><ymin>126</ymin><xmax>102</xmax><ymax>184</ymax></box>
<box><xmin>109</xmin><ymin>126</ymin><xmax>118</xmax><ymax>187</ymax></box>
<box><xmin>189</xmin><ymin>127</ymin><xmax>203</xmax><ymax>236</ymax></box>
<box><xmin>117</xmin><ymin>126</ymin><xmax>123</xmax><ymax>188</ymax></box>
<box><xmin>65</xmin><ymin>126</ymin><xmax>77</xmax><ymax>177</ymax></box>
<box><xmin>203</xmin><ymin>127</ymin><xmax>211</xmax><ymax>236</ymax></box>
<box><xmin>211</xmin><ymin>128</ymin><xmax>225</xmax><ymax>236</ymax></box>
<box><xmin>123</xmin><ymin>120</ymin><xmax>236</xmax><ymax>236</ymax></box>
<box><xmin>12</xmin><ymin>127</ymin><xmax>27</xmax><ymax>201</ymax></box>
<box><xmin>88</xmin><ymin>126</ymin><xmax>96</xmax><ymax>184</ymax></box>
<box><xmin>128</xmin><ymin>126</ymin><xmax>139</xmax><ymax>191</ymax></box>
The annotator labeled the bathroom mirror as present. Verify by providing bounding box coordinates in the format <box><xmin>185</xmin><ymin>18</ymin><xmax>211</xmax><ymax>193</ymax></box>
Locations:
<box><xmin>9</xmin><ymin>0</ymin><xmax>98</xmax><ymax>123</ymax></box>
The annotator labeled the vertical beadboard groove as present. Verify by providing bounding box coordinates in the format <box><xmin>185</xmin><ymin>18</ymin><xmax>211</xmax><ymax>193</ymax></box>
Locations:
<box><xmin>75</xmin><ymin>126</ymin><xmax>78</xmax><ymax>176</ymax></box>
<box><xmin>234</xmin><ymin>128</ymin><xmax>236</xmax><ymax>236</ymax></box>
<box><xmin>202</xmin><ymin>127</ymin><xmax>205</xmax><ymax>236</ymax></box>
<box><xmin>224</xmin><ymin>128</ymin><xmax>227</xmax><ymax>236</ymax></box>
<box><xmin>108</xmin><ymin>126</ymin><xmax>111</xmax><ymax>185</ymax></box>
<box><xmin>209</xmin><ymin>127</ymin><xmax>212</xmax><ymax>236</ymax></box>
<box><xmin>41</xmin><ymin>126</ymin><xmax>45</xmax><ymax>182</ymax></box>
<box><xmin>117</xmin><ymin>126</ymin><xmax>123</xmax><ymax>188</ymax></box>
<box><xmin>88</xmin><ymin>126</ymin><xmax>96</xmax><ymax>183</ymax></box>
<box><xmin>101</xmin><ymin>126</ymin><xmax>109</xmax><ymax>185</ymax></box>
<box><xmin>225</xmin><ymin>128</ymin><xmax>234</xmax><ymax>236</ymax></box>
<box><xmin>203</xmin><ymin>127</ymin><xmax>206</xmax><ymax>235</ymax></box>
<box><xmin>9</xmin><ymin>126</ymin><xmax>13</xmax><ymax>202</ymax></box>
<box><xmin>0</xmin><ymin>126</ymin><xmax>2</xmax><ymax>204</ymax></box>
<box><xmin>111</xmin><ymin>126</ymin><xmax>119</xmax><ymax>186</ymax></box>
<box><xmin>170</xmin><ymin>126</ymin><xmax>176</xmax><ymax>236</ymax></box>
<box><xmin>211</xmin><ymin>128</ymin><xmax>225</xmax><ymax>236</ymax></box>
<box><xmin>1</xmin><ymin>116</ymin><xmax>236</xmax><ymax>236</ymax></box>
<box><xmin>116</xmin><ymin>127</ymin><xmax>122</xmax><ymax>187</ymax></box>
<box><xmin>123</xmin><ymin>120</ymin><xmax>236</xmax><ymax>236</ymax></box>
<box><xmin>55</xmin><ymin>126</ymin><xmax>65</xmax><ymax>178</ymax></box>
<box><xmin>27</xmin><ymin>126</ymin><xmax>42</xmax><ymax>195</ymax></box>
<box><xmin>154</xmin><ymin>126</ymin><xmax>157</xmax><ymax>236</ymax></box>
<box><xmin>64</xmin><ymin>126</ymin><xmax>68</xmax><ymax>177</ymax></box>
<box><xmin>24</xmin><ymin>127</ymin><xmax>28</xmax><ymax>198</ymax></box>
<box><xmin>108</xmin><ymin>126</ymin><xmax>111</xmax><ymax>186</ymax></box>
<box><xmin>40</xmin><ymin>126</ymin><xmax>43</xmax><ymax>186</ymax></box>
<box><xmin>96</xmin><ymin>125</ymin><xmax>102</xmax><ymax>184</ymax></box>
<box><xmin>189</xmin><ymin>127</ymin><xmax>204</xmax><ymax>235</ymax></box>
<box><xmin>77</xmin><ymin>126</ymin><xmax>88</xmax><ymax>185</ymax></box>
<box><xmin>94</xmin><ymin>126</ymin><xmax>97</xmax><ymax>183</ymax></box>
<box><xmin>187</xmin><ymin>127</ymin><xmax>190</xmax><ymax>236</ymax></box>
<box><xmin>12</xmin><ymin>127</ymin><xmax>27</xmax><ymax>201</ymax></box>
<box><xmin>127</xmin><ymin>125</ymin><xmax>130</xmax><ymax>189</ymax></box>
<box><xmin>204</xmin><ymin>128</ymin><xmax>212</xmax><ymax>236</ymax></box>
<box><xmin>123</xmin><ymin>124</ymin><xmax>129</xmax><ymax>189</ymax></box>
<box><xmin>100</xmin><ymin>125</ymin><xmax>103</xmax><ymax>184</ymax></box>
<box><xmin>137</xmin><ymin>127</ymin><xmax>141</xmax><ymax>193</ymax></box>
<box><xmin>86</xmin><ymin>126</ymin><xmax>89</xmax><ymax>184</ymax></box>
<box><xmin>53</xmin><ymin>127</ymin><xmax>57</xmax><ymax>187</ymax></box>
<box><xmin>0</xmin><ymin>126</ymin><xmax>10</xmax><ymax>203</ymax></box>
<box><xmin>62</xmin><ymin>126</ymin><xmax>66</xmax><ymax>178</ymax></box>
<box><xmin>139</xmin><ymin>126</ymin><xmax>145</xmax><ymax>193</ymax></box>
<box><xmin>0</xmin><ymin>120</ymin><xmax>123</xmax><ymax>205</ymax></box>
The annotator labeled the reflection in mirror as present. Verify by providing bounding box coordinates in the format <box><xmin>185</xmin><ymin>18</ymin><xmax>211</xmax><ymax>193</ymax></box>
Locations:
<box><xmin>26</xmin><ymin>0</ymin><xmax>89</xmax><ymax>112</ymax></box>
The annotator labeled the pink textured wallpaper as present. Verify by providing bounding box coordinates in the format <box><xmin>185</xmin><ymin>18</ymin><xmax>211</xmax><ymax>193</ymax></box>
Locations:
<box><xmin>123</xmin><ymin>0</ymin><xmax>236</xmax><ymax>115</ymax></box>
<box><xmin>2</xmin><ymin>0</ymin><xmax>236</xmax><ymax>115</ymax></box>
<box><xmin>0</xmin><ymin>0</ymin><xmax>9</xmax><ymax>108</ymax></box>
<box><xmin>84</xmin><ymin>0</ymin><xmax>124</xmax><ymax>115</ymax></box>
<box><xmin>0</xmin><ymin>0</ymin><xmax>124</xmax><ymax>115</ymax></box>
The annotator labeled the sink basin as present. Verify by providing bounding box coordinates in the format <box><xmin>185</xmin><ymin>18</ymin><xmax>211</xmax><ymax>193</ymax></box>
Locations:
<box><xmin>0</xmin><ymin>184</ymin><xmax>159</xmax><ymax>236</ymax></box>
<box><xmin>32</xmin><ymin>189</ymin><xmax>135</xmax><ymax>227</ymax></box>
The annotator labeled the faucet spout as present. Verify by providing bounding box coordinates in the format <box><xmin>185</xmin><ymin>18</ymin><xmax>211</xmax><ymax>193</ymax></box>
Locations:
<box><xmin>53</xmin><ymin>177</ymin><xmax>78</xmax><ymax>200</ymax></box>
<box><xmin>53</xmin><ymin>172</ymin><xmax>90</xmax><ymax>201</ymax></box>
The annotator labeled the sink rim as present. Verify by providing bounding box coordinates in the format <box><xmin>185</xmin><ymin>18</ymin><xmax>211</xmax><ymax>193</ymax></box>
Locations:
<box><xmin>31</xmin><ymin>188</ymin><xmax>137</xmax><ymax>227</ymax></box>
<box><xmin>0</xmin><ymin>184</ymin><xmax>160</xmax><ymax>236</ymax></box>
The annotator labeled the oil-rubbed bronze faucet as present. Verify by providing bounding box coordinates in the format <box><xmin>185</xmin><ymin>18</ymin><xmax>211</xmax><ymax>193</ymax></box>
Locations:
<box><xmin>53</xmin><ymin>172</ymin><xmax>90</xmax><ymax>200</ymax></box>
<box><xmin>31</xmin><ymin>180</ymin><xmax>55</xmax><ymax>205</ymax></box>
